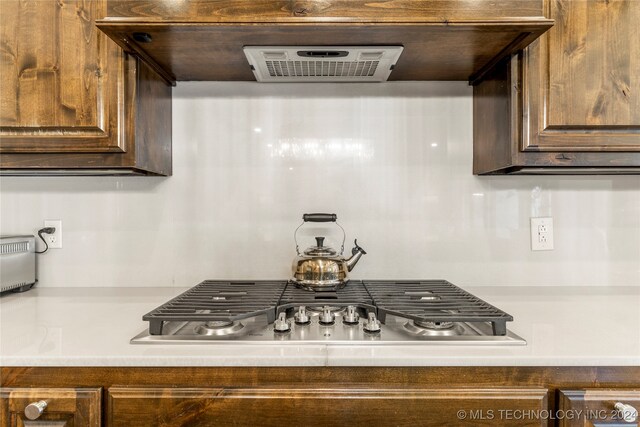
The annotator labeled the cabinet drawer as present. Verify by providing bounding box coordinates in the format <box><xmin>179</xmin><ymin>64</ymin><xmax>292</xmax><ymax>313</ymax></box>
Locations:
<box><xmin>108</xmin><ymin>386</ymin><xmax>549</xmax><ymax>426</ymax></box>
<box><xmin>0</xmin><ymin>388</ymin><xmax>101</xmax><ymax>427</ymax></box>
<box><xmin>559</xmin><ymin>389</ymin><xmax>640</xmax><ymax>427</ymax></box>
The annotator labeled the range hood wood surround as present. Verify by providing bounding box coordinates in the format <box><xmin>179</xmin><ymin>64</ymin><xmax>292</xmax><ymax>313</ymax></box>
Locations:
<box><xmin>97</xmin><ymin>0</ymin><xmax>553</xmax><ymax>86</ymax></box>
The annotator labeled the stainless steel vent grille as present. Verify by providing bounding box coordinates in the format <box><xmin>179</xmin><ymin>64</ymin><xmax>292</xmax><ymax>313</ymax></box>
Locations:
<box><xmin>265</xmin><ymin>60</ymin><xmax>379</xmax><ymax>77</ymax></box>
<box><xmin>0</xmin><ymin>241</ymin><xmax>29</xmax><ymax>255</ymax></box>
<box><xmin>1</xmin><ymin>281</ymin><xmax>29</xmax><ymax>293</ymax></box>
<box><xmin>244</xmin><ymin>46</ymin><xmax>403</xmax><ymax>82</ymax></box>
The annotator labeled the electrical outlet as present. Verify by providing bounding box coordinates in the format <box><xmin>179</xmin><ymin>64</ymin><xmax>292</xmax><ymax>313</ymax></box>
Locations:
<box><xmin>530</xmin><ymin>217</ymin><xmax>553</xmax><ymax>251</ymax></box>
<box><xmin>43</xmin><ymin>220</ymin><xmax>62</xmax><ymax>249</ymax></box>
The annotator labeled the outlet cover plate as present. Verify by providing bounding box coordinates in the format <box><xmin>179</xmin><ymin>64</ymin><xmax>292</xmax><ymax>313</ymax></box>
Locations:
<box><xmin>43</xmin><ymin>220</ymin><xmax>62</xmax><ymax>249</ymax></box>
<box><xmin>531</xmin><ymin>217</ymin><xmax>553</xmax><ymax>251</ymax></box>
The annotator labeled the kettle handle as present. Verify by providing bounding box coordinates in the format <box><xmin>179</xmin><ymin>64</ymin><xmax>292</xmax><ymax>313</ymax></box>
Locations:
<box><xmin>303</xmin><ymin>213</ymin><xmax>337</xmax><ymax>222</ymax></box>
<box><xmin>294</xmin><ymin>214</ymin><xmax>345</xmax><ymax>256</ymax></box>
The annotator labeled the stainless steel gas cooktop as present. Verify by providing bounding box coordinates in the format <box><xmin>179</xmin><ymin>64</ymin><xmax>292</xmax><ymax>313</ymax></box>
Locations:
<box><xmin>131</xmin><ymin>280</ymin><xmax>526</xmax><ymax>345</ymax></box>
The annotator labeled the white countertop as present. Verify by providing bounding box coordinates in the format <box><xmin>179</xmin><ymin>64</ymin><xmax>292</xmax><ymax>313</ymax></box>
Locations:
<box><xmin>1</xmin><ymin>286</ymin><xmax>639</xmax><ymax>367</ymax></box>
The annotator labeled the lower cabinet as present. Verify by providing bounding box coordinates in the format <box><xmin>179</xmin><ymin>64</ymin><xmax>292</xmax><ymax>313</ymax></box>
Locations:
<box><xmin>0</xmin><ymin>387</ymin><xmax>101</xmax><ymax>427</ymax></box>
<box><xmin>1</xmin><ymin>368</ymin><xmax>639</xmax><ymax>427</ymax></box>
<box><xmin>107</xmin><ymin>387</ymin><xmax>549</xmax><ymax>426</ymax></box>
<box><xmin>559</xmin><ymin>389</ymin><xmax>640</xmax><ymax>427</ymax></box>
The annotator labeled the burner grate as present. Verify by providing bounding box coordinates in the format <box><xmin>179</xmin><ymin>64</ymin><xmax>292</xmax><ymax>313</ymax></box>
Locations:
<box><xmin>363</xmin><ymin>280</ymin><xmax>513</xmax><ymax>336</ymax></box>
<box><xmin>143</xmin><ymin>281</ymin><xmax>286</xmax><ymax>335</ymax></box>
<box><xmin>277</xmin><ymin>281</ymin><xmax>375</xmax><ymax>314</ymax></box>
<box><xmin>141</xmin><ymin>280</ymin><xmax>514</xmax><ymax>337</ymax></box>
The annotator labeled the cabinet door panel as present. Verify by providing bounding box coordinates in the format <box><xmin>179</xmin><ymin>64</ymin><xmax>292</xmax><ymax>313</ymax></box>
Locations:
<box><xmin>0</xmin><ymin>387</ymin><xmax>101</xmax><ymax>427</ymax></box>
<box><xmin>559</xmin><ymin>389</ymin><xmax>640</xmax><ymax>427</ymax></box>
<box><xmin>523</xmin><ymin>0</ymin><xmax>640</xmax><ymax>152</ymax></box>
<box><xmin>0</xmin><ymin>0</ymin><xmax>125</xmax><ymax>153</ymax></box>
<box><xmin>108</xmin><ymin>387</ymin><xmax>549</xmax><ymax>426</ymax></box>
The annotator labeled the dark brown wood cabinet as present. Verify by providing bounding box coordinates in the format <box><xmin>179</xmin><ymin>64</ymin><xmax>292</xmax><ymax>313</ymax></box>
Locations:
<box><xmin>559</xmin><ymin>389</ymin><xmax>640</xmax><ymax>426</ymax></box>
<box><xmin>0</xmin><ymin>0</ymin><xmax>171</xmax><ymax>176</ymax></box>
<box><xmin>107</xmin><ymin>386</ymin><xmax>549</xmax><ymax>426</ymax></box>
<box><xmin>0</xmin><ymin>387</ymin><xmax>101</xmax><ymax>426</ymax></box>
<box><xmin>97</xmin><ymin>0</ymin><xmax>552</xmax><ymax>85</ymax></box>
<box><xmin>473</xmin><ymin>0</ymin><xmax>640</xmax><ymax>174</ymax></box>
<box><xmin>3</xmin><ymin>367</ymin><xmax>640</xmax><ymax>427</ymax></box>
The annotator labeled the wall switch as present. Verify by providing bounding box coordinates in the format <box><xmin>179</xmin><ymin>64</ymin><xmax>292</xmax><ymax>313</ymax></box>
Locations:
<box><xmin>530</xmin><ymin>217</ymin><xmax>553</xmax><ymax>251</ymax></box>
<box><xmin>43</xmin><ymin>220</ymin><xmax>62</xmax><ymax>249</ymax></box>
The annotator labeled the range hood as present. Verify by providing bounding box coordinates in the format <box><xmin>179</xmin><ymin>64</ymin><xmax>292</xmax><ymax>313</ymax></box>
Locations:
<box><xmin>244</xmin><ymin>46</ymin><xmax>404</xmax><ymax>82</ymax></box>
<box><xmin>97</xmin><ymin>1</ymin><xmax>553</xmax><ymax>86</ymax></box>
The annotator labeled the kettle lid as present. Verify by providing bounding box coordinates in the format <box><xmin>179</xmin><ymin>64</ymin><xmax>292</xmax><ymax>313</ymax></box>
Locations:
<box><xmin>303</xmin><ymin>236</ymin><xmax>338</xmax><ymax>256</ymax></box>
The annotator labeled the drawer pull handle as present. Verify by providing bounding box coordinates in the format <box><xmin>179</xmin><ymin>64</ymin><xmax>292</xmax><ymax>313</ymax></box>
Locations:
<box><xmin>24</xmin><ymin>400</ymin><xmax>47</xmax><ymax>420</ymax></box>
<box><xmin>615</xmin><ymin>402</ymin><xmax>638</xmax><ymax>423</ymax></box>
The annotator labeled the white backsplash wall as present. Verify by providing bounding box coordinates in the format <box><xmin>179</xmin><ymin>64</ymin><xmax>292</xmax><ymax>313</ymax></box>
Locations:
<box><xmin>1</xmin><ymin>82</ymin><xmax>639</xmax><ymax>287</ymax></box>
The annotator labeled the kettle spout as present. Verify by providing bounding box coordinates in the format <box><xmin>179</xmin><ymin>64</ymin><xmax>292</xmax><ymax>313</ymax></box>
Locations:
<box><xmin>345</xmin><ymin>239</ymin><xmax>367</xmax><ymax>272</ymax></box>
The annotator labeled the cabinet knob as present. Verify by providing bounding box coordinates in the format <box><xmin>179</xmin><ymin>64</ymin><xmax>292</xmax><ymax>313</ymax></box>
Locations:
<box><xmin>615</xmin><ymin>402</ymin><xmax>638</xmax><ymax>423</ymax></box>
<box><xmin>24</xmin><ymin>400</ymin><xmax>47</xmax><ymax>420</ymax></box>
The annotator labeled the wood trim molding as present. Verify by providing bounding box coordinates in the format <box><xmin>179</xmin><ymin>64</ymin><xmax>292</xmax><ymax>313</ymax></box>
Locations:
<box><xmin>3</xmin><ymin>367</ymin><xmax>640</xmax><ymax>389</ymax></box>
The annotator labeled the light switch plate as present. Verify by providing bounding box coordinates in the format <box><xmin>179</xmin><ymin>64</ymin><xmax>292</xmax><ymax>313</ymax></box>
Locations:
<box><xmin>530</xmin><ymin>217</ymin><xmax>553</xmax><ymax>251</ymax></box>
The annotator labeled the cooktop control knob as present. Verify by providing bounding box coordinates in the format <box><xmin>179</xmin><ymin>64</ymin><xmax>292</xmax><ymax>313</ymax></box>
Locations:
<box><xmin>319</xmin><ymin>306</ymin><xmax>335</xmax><ymax>325</ymax></box>
<box><xmin>343</xmin><ymin>306</ymin><xmax>360</xmax><ymax>325</ymax></box>
<box><xmin>363</xmin><ymin>312</ymin><xmax>381</xmax><ymax>333</ymax></box>
<box><xmin>294</xmin><ymin>306</ymin><xmax>310</xmax><ymax>325</ymax></box>
<box><xmin>274</xmin><ymin>312</ymin><xmax>291</xmax><ymax>333</ymax></box>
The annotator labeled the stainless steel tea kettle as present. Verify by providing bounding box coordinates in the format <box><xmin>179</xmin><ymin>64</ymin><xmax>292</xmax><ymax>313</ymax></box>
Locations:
<box><xmin>292</xmin><ymin>213</ymin><xmax>366</xmax><ymax>291</ymax></box>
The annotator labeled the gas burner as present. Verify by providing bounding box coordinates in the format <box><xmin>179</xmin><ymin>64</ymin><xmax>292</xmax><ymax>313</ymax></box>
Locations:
<box><xmin>415</xmin><ymin>320</ymin><xmax>455</xmax><ymax>329</ymax></box>
<box><xmin>402</xmin><ymin>308</ymin><xmax>465</xmax><ymax>336</ymax></box>
<box><xmin>403</xmin><ymin>320</ymin><xmax>465</xmax><ymax>337</ymax></box>
<box><xmin>194</xmin><ymin>320</ymin><xmax>245</xmax><ymax>336</ymax></box>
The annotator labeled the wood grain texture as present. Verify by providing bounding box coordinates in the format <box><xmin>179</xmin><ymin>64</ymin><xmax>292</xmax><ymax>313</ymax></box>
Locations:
<box><xmin>107</xmin><ymin>387</ymin><xmax>549</xmax><ymax>426</ymax></box>
<box><xmin>98</xmin><ymin>0</ymin><xmax>551</xmax><ymax>83</ymax></box>
<box><xmin>558</xmin><ymin>389</ymin><xmax>640</xmax><ymax>427</ymax></box>
<box><xmin>473</xmin><ymin>0</ymin><xmax>640</xmax><ymax>174</ymax></box>
<box><xmin>104</xmin><ymin>0</ymin><xmax>547</xmax><ymax>22</ymax></box>
<box><xmin>523</xmin><ymin>0</ymin><xmax>640</xmax><ymax>151</ymax></box>
<box><xmin>0</xmin><ymin>57</ymin><xmax>172</xmax><ymax>175</ymax></box>
<box><xmin>0</xmin><ymin>387</ymin><xmax>101</xmax><ymax>427</ymax></box>
<box><xmin>131</xmin><ymin>58</ymin><xmax>172</xmax><ymax>175</ymax></box>
<box><xmin>0</xmin><ymin>0</ymin><xmax>125</xmax><ymax>153</ymax></box>
<box><xmin>3</xmin><ymin>367</ymin><xmax>639</xmax><ymax>426</ymax></box>
<box><xmin>97</xmin><ymin>22</ymin><xmax>551</xmax><ymax>83</ymax></box>
<box><xmin>3</xmin><ymin>367</ymin><xmax>640</xmax><ymax>390</ymax></box>
<box><xmin>0</xmin><ymin>0</ymin><xmax>99</xmax><ymax>128</ymax></box>
<box><xmin>0</xmin><ymin>0</ymin><xmax>172</xmax><ymax>175</ymax></box>
<box><xmin>473</xmin><ymin>57</ymin><xmax>518</xmax><ymax>174</ymax></box>
<box><xmin>548</xmin><ymin>0</ymin><xmax>638</xmax><ymax>126</ymax></box>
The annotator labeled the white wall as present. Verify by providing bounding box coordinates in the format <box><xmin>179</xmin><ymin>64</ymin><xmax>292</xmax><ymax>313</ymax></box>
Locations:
<box><xmin>1</xmin><ymin>82</ymin><xmax>639</xmax><ymax>287</ymax></box>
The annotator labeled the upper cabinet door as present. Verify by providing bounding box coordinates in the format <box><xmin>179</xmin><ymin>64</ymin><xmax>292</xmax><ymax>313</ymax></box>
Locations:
<box><xmin>523</xmin><ymin>0</ymin><xmax>640</xmax><ymax>152</ymax></box>
<box><xmin>0</xmin><ymin>0</ymin><xmax>125</xmax><ymax>153</ymax></box>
